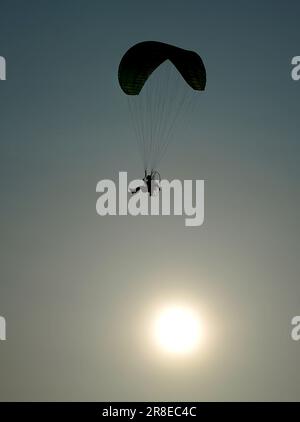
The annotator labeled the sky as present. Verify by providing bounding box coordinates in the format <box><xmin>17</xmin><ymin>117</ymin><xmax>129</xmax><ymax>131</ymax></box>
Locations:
<box><xmin>0</xmin><ymin>0</ymin><xmax>300</xmax><ymax>401</ymax></box>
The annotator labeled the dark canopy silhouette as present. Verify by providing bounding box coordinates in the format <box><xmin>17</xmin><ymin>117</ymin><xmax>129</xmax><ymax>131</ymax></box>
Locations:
<box><xmin>118</xmin><ymin>41</ymin><xmax>206</xmax><ymax>95</ymax></box>
<box><xmin>118</xmin><ymin>41</ymin><xmax>206</xmax><ymax>171</ymax></box>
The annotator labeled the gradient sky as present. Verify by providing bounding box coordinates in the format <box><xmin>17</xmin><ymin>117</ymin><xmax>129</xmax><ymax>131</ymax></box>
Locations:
<box><xmin>0</xmin><ymin>0</ymin><xmax>300</xmax><ymax>401</ymax></box>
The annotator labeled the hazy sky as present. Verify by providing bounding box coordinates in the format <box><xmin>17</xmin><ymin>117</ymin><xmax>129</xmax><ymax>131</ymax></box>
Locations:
<box><xmin>0</xmin><ymin>0</ymin><xmax>300</xmax><ymax>401</ymax></box>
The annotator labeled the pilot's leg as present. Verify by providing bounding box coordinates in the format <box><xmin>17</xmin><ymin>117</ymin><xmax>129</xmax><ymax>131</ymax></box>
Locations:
<box><xmin>131</xmin><ymin>186</ymin><xmax>141</xmax><ymax>194</ymax></box>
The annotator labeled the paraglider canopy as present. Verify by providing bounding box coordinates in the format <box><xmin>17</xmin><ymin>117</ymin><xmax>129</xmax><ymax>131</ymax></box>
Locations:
<box><xmin>118</xmin><ymin>41</ymin><xmax>206</xmax><ymax>171</ymax></box>
<box><xmin>118</xmin><ymin>41</ymin><xmax>206</xmax><ymax>95</ymax></box>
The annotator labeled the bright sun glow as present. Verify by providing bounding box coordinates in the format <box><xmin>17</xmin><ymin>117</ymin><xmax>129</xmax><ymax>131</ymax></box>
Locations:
<box><xmin>154</xmin><ymin>305</ymin><xmax>202</xmax><ymax>355</ymax></box>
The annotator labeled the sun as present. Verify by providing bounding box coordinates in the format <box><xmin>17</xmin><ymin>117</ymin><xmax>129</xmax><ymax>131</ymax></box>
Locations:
<box><xmin>153</xmin><ymin>305</ymin><xmax>202</xmax><ymax>355</ymax></box>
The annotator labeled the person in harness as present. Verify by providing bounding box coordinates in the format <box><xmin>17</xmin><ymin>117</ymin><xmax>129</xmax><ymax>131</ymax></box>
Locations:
<box><xmin>131</xmin><ymin>170</ymin><xmax>161</xmax><ymax>196</ymax></box>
